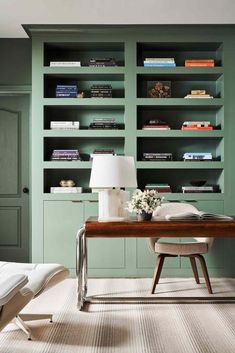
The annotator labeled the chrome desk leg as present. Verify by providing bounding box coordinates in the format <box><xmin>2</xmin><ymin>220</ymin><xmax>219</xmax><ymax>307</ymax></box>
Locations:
<box><xmin>76</xmin><ymin>226</ymin><xmax>86</xmax><ymax>310</ymax></box>
<box><xmin>82</xmin><ymin>233</ymin><xmax>88</xmax><ymax>298</ymax></box>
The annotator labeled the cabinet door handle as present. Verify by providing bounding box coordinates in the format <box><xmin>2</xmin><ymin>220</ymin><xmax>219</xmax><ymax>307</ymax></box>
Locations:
<box><xmin>71</xmin><ymin>200</ymin><xmax>83</xmax><ymax>203</ymax></box>
<box><xmin>88</xmin><ymin>200</ymin><xmax>98</xmax><ymax>203</ymax></box>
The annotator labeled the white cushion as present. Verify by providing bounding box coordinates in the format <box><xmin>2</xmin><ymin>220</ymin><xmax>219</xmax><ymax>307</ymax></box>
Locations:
<box><xmin>0</xmin><ymin>274</ymin><xmax>28</xmax><ymax>306</ymax></box>
<box><xmin>0</xmin><ymin>262</ymin><xmax>66</xmax><ymax>297</ymax></box>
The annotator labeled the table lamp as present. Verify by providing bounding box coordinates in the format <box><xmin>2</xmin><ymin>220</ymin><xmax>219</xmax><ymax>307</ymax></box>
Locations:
<box><xmin>89</xmin><ymin>155</ymin><xmax>137</xmax><ymax>221</ymax></box>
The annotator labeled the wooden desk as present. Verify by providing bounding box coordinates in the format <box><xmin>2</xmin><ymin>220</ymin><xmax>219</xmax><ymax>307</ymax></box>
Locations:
<box><xmin>76</xmin><ymin>217</ymin><xmax>235</xmax><ymax>310</ymax></box>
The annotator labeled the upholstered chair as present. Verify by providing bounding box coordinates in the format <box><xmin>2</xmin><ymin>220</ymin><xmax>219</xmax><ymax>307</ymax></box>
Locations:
<box><xmin>0</xmin><ymin>262</ymin><xmax>69</xmax><ymax>339</ymax></box>
<box><xmin>148</xmin><ymin>202</ymin><xmax>214</xmax><ymax>294</ymax></box>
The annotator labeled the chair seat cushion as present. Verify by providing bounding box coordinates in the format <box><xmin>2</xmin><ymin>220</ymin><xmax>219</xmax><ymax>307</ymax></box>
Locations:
<box><xmin>155</xmin><ymin>240</ymin><xmax>208</xmax><ymax>255</ymax></box>
<box><xmin>0</xmin><ymin>262</ymin><xmax>68</xmax><ymax>297</ymax></box>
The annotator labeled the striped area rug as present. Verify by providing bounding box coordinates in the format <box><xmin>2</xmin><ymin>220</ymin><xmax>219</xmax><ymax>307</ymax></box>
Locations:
<box><xmin>0</xmin><ymin>278</ymin><xmax>235</xmax><ymax>353</ymax></box>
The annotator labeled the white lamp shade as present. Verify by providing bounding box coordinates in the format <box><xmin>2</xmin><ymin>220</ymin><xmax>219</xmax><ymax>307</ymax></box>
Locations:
<box><xmin>89</xmin><ymin>155</ymin><xmax>137</xmax><ymax>188</ymax></box>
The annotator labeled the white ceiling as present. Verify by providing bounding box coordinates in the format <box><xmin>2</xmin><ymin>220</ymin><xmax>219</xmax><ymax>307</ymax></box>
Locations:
<box><xmin>0</xmin><ymin>0</ymin><xmax>235</xmax><ymax>38</ymax></box>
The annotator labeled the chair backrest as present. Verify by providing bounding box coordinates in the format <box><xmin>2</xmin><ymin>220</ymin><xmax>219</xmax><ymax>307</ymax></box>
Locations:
<box><xmin>148</xmin><ymin>202</ymin><xmax>214</xmax><ymax>252</ymax></box>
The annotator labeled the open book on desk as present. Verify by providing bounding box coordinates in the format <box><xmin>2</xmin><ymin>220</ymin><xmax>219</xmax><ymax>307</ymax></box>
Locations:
<box><xmin>165</xmin><ymin>211</ymin><xmax>233</xmax><ymax>221</ymax></box>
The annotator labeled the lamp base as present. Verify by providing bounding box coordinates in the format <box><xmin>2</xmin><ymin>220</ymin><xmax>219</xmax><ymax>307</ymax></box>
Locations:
<box><xmin>98</xmin><ymin>189</ymin><xmax>129</xmax><ymax>221</ymax></box>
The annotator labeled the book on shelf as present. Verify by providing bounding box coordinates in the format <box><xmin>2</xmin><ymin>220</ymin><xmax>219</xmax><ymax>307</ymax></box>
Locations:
<box><xmin>183</xmin><ymin>152</ymin><xmax>213</xmax><ymax>161</ymax></box>
<box><xmin>184</xmin><ymin>94</ymin><xmax>213</xmax><ymax>99</ymax></box>
<box><xmin>142</xmin><ymin>125</ymin><xmax>171</xmax><ymax>130</ymax></box>
<box><xmin>165</xmin><ymin>211</ymin><xmax>232</xmax><ymax>221</ymax></box>
<box><xmin>142</xmin><ymin>119</ymin><xmax>170</xmax><ymax>130</ymax></box>
<box><xmin>144</xmin><ymin>63</ymin><xmax>176</xmax><ymax>67</ymax></box>
<box><xmin>50</xmin><ymin>121</ymin><xmax>80</xmax><ymax>129</ymax></box>
<box><xmin>142</xmin><ymin>153</ymin><xmax>173</xmax><ymax>161</ymax></box>
<box><xmin>51</xmin><ymin>149</ymin><xmax>81</xmax><ymax>161</ymax></box>
<box><xmin>50</xmin><ymin>187</ymin><xmax>83</xmax><ymax>193</ymax></box>
<box><xmin>90</xmin><ymin>84</ymin><xmax>112</xmax><ymax>98</ymax></box>
<box><xmin>145</xmin><ymin>183</ymin><xmax>172</xmax><ymax>193</ymax></box>
<box><xmin>90</xmin><ymin>149</ymin><xmax>115</xmax><ymax>160</ymax></box>
<box><xmin>181</xmin><ymin>186</ymin><xmax>216</xmax><ymax>193</ymax></box>
<box><xmin>89</xmin><ymin>58</ymin><xmax>117</xmax><ymax>67</ymax></box>
<box><xmin>181</xmin><ymin>121</ymin><xmax>213</xmax><ymax>130</ymax></box>
<box><xmin>50</xmin><ymin>61</ymin><xmax>81</xmax><ymax>67</ymax></box>
<box><xmin>185</xmin><ymin>59</ymin><xmax>215</xmax><ymax>67</ymax></box>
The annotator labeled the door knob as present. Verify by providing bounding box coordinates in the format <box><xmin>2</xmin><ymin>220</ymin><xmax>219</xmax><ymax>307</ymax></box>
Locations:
<box><xmin>23</xmin><ymin>187</ymin><xmax>29</xmax><ymax>194</ymax></box>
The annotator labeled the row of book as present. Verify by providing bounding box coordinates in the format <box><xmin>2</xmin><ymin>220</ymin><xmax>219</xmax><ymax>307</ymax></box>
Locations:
<box><xmin>50</xmin><ymin>149</ymin><xmax>115</xmax><ymax>161</ymax></box>
<box><xmin>50</xmin><ymin>121</ymin><xmax>80</xmax><ymax>130</ymax></box>
<box><xmin>48</xmin><ymin>119</ymin><xmax>214</xmax><ymax>131</ymax></box>
<box><xmin>144</xmin><ymin>58</ymin><xmax>176</xmax><ymax>67</ymax></box>
<box><xmin>51</xmin><ymin>149</ymin><xmax>81</xmax><ymax>161</ymax></box>
<box><xmin>89</xmin><ymin>118</ymin><xmax>118</xmax><ymax>129</ymax></box>
<box><xmin>50</xmin><ymin>58</ymin><xmax>118</xmax><ymax>67</ymax></box>
<box><xmin>50</xmin><ymin>58</ymin><xmax>215</xmax><ymax>68</ymax></box>
<box><xmin>89</xmin><ymin>58</ymin><xmax>117</xmax><ymax>67</ymax></box>
<box><xmin>142</xmin><ymin>152</ymin><xmax>213</xmax><ymax>161</ymax></box>
<box><xmin>90</xmin><ymin>84</ymin><xmax>112</xmax><ymax>98</ymax></box>
<box><xmin>50</xmin><ymin>185</ymin><xmax>219</xmax><ymax>194</ymax></box>
<box><xmin>143</xmin><ymin>58</ymin><xmax>215</xmax><ymax>67</ymax></box>
<box><xmin>184</xmin><ymin>90</ymin><xmax>213</xmax><ymax>99</ymax></box>
<box><xmin>145</xmin><ymin>183</ymin><xmax>219</xmax><ymax>193</ymax></box>
<box><xmin>142</xmin><ymin>119</ymin><xmax>214</xmax><ymax>131</ymax></box>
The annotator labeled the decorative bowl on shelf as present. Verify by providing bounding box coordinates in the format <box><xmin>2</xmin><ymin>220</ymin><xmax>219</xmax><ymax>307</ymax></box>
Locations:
<box><xmin>190</xmin><ymin>180</ymin><xmax>206</xmax><ymax>187</ymax></box>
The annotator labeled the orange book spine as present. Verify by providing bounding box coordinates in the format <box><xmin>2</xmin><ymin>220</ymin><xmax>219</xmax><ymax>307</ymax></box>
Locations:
<box><xmin>185</xmin><ymin>63</ymin><xmax>215</xmax><ymax>67</ymax></box>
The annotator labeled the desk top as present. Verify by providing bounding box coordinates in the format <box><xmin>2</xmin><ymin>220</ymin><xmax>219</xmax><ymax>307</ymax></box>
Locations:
<box><xmin>85</xmin><ymin>217</ymin><xmax>235</xmax><ymax>238</ymax></box>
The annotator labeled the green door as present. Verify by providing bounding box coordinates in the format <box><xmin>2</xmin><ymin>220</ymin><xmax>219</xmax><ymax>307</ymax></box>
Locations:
<box><xmin>0</xmin><ymin>95</ymin><xmax>29</xmax><ymax>262</ymax></box>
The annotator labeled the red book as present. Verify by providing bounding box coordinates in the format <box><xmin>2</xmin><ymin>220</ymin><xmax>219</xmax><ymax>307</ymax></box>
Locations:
<box><xmin>181</xmin><ymin>126</ymin><xmax>213</xmax><ymax>130</ymax></box>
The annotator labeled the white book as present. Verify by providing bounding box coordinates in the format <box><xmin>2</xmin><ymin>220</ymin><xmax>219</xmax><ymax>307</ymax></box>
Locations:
<box><xmin>50</xmin><ymin>187</ymin><xmax>82</xmax><ymax>193</ymax></box>
<box><xmin>144</xmin><ymin>57</ymin><xmax>175</xmax><ymax>62</ymax></box>
<box><xmin>50</xmin><ymin>121</ymin><xmax>80</xmax><ymax>129</ymax></box>
<box><xmin>50</xmin><ymin>61</ymin><xmax>81</xmax><ymax>67</ymax></box>
<box><xmin>165</xmin><ymin>211</ymin><xmax>232</xmax><ymax>221</ymax></box>
<box><xmin>184</xmin><ymin>95</ymin><xmax>213</xmax><ymax>99</ymax></box>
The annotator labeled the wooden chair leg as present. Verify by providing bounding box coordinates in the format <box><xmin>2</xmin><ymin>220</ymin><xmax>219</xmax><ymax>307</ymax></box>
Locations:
<box><xmin>195</xmin><ymin>254</ymin><xmax>213</xmax><ymax>294</ymax></box>
<box><xmin>151</xmin><ymin>254</ymin><xmax>165</xmax><ymax>294</ymax></box>
<box><xmin>189</xmin><ymin>256</ymin><xmax>200</xmax><ymax>284</ymax></box>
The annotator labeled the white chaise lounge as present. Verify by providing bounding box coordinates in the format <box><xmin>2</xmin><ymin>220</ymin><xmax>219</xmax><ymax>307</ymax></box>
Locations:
<box><xmin>0</xmin><ymin>262</ymin><xmax>69</xmax><ymax>339</ymax></box>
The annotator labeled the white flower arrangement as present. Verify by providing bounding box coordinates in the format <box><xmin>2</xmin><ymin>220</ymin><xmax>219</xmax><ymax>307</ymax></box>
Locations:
<box><xmin>127</xmin><ymin>189</ymin><xmax>162</xmax><ymax>215</ymax></box>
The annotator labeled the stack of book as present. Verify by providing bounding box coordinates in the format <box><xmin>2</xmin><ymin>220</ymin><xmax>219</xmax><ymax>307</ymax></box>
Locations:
<box><xmin>143</xmin><ymin>58</ymin><xmax>176</xmax><ymax>67</ymax></box>
<box><xmin>142</xmin><ymin>119</ymin><xmax>170</xmax><ymax>130</ymax></box>
<box><xmin>50</xmin><ymin>61</ymin><xmax>81</xmax><ymax>67</ymax></box>
<box><xmin>89</xmin><ymin>58</ymin><xmax>117</xmax><ymax>67</ymax></box>
<box><xmin>56</xmin><ymin>85</ymin><xmax>77</xmax><ymax>98</ymax></box>
<box><xmin>185</xmin><ymin>59</ymin><xmax>215</xmax><ymax>67</ymax></box>
<box><xmin>181</xmin><ymin>121</ymin><xmax>213</xmax><ymax>130</ymax></box>
<box><xmin>183</xmin><ymin>152</ymin><xmax>213</xmax><ymax>161</ymax></box>
<box><xmin>182</xmin><ymin>186</ymin><xmax>215</xmax><ymax>193</ymax></box>
<box><xmin>89</xmin><ymin>118</ymin><xmax>118</xmax><ymax>129</ymax></box>
<box><xmin>90</xmin><ymin>85</ymin><xmax>112</xmax><ymax>98</ymax></box>
<box><xmin>90</xmin><ymin>149</ymin><xmax>115</xmax><ymax>160</ymax></box>
<box><xmin>51</xmin><ymin>149</ymin><xmax>81</xmax><ymax>161</ymax></box>
<box><xmin>142</xmin><ymin>153</ymin><xmax>173</xmax><ymax>161</ymax></box>
<box><xmin>184</xmin><ymin>90</ymin><xmax>213</xmax><ymax>99</ymax></box>
<box><xmin>50</xmin><ymin>121</ymin><xmax>80</xmax><ymax>130</ymax></box>
<box><xmin>50</xmin><ymin>187</ymin><xmax>83</xmax><ymax>193</ymax></box>
<box><xmin>145</xmin><ymin>183</ymin><xmax>172</xmax><ymax>193</ymax></box>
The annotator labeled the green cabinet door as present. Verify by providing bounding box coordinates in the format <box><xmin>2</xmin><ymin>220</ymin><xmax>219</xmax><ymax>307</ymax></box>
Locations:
<box><xmin>84</xmin><ymin>201</ymin><xmax>125</xmax><ymax>277</ymax></box>
<box><xmin>44</xmin><ymin>201</ymin><xmax>84</xmax><ymax>271</ymax></box>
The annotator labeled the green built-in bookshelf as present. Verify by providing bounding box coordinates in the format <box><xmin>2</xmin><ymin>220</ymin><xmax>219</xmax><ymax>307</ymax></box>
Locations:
<box><xmin>28</xmin><ymin>25</ymin><xmax>235</xmax><ymax>277</ymax></box>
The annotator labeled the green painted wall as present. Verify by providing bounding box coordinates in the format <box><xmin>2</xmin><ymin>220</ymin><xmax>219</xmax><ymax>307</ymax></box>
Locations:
<box><xmin>0</xmin><ymin>39</ymin><xmax>31</xmax><ymax>85</ymax></box>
